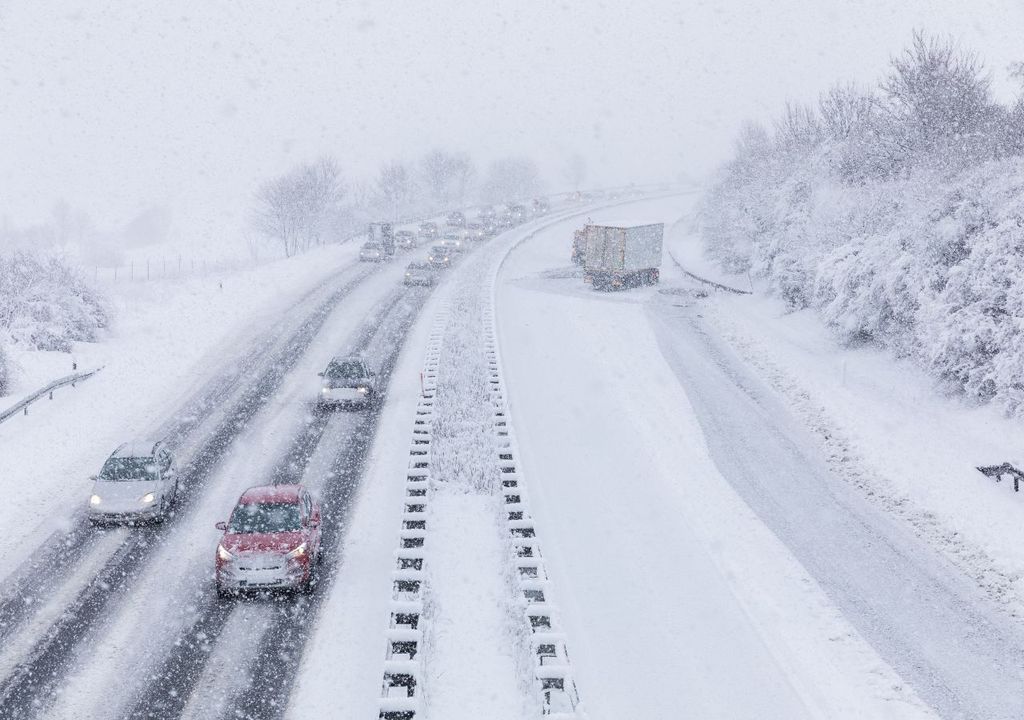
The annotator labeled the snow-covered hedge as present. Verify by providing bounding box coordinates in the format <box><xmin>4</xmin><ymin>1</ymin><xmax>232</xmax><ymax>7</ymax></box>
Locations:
<box><xmin>0</xmin><ymin>251</ymin><xmax>110</xmax><ymax>356</ymax></box>
<box><xmin>700</xmin><ymin>35</ymin><xmax>1024</xmax><ymax>414</ymax></box>
<box><xmin>0</xmin><ymin>344</ymin><xmax>9</xmax><ymax>397</ymax></box>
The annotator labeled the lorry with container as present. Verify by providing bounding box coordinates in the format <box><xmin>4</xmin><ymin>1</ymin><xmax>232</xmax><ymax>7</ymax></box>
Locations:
<box><xmin>581</xmin><ymin>223</ymin><xmax>663</xmax><ymax>290</ymax></box>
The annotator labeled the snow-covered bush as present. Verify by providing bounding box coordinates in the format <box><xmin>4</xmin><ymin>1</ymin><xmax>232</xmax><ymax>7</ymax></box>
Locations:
<box><xmin>0</xmin><ymin>251</ymin><xmax>110</xmax><ymax>354</ymax></box>
<box><xmin>0</xmin><ymin>343</ymin><xmax>9</xmax><ymax>397</ymax></box>
<box><xmin>700</xmin><ymin>34</ymin><xmax>1024</xmax><ymax>414</ymax></box>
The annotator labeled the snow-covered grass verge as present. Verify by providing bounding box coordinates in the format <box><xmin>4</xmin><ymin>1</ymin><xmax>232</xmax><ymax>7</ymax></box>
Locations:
<box><xmin>667</xmin><ymin>214</ymin><xmax>1024</xmax><ymax>616</ymax></box>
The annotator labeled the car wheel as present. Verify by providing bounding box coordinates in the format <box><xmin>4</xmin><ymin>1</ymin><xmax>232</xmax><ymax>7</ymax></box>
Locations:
<box><xmin>216</xmin><ymin>584</ymin><xmax>232</xmax><ymax>600</ymax></box>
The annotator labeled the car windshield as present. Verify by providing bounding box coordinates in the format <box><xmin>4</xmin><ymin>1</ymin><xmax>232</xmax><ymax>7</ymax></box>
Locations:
<box><xmin>326</xmin><ymin>360</ymin><xmax>366</xmax><ymax>379</ymax></box>
<box><xmin>98</xmin><ymin>457</ymin><xmax>158</xmax><ymax>482</ymax></box>
<box><xmin>430</xmin><ymin>246</ymin><xmax>446</xmax><ymax>254</ymax></box>
<box><xmin>228</xmin><ymin>502</ymin><xmax>301</xmax><ymax>534</ymax></box>
<box><xmin>362</xmin><ymin>243</ymin><xmax>380</xmax><ymax>250</ymax></box>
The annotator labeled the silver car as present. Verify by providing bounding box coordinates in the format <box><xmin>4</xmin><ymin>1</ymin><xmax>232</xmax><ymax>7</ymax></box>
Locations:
<box><xmin>404</xmin><ymin>262</ymin><xmax>435</xmax><ymax>287</ymax></box>
<box><xmin>359</xmin><ymin>242</ymin><xmax>386</xmax><ymax>262</ymax></box>
<box><xmin>88</xmin><ymin>440</ymin><xmax>179</xmax><ymax>523</ymax></box>
<box><xmin>318</xmin><ymin>356</ymin><xmax>377</xmax><ymax>408</ymax></box>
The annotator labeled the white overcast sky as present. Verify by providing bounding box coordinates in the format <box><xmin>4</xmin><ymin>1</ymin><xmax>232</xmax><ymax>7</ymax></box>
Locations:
<box><xmin>1</xmin><ymin>0</ymin><xmax>1022</xmax><ymax>246</ymax></box>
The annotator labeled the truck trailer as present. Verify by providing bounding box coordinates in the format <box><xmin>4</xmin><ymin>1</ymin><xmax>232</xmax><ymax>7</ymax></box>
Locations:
<box><xmin>582</xmin><ymin>223</ymin><xmax>663</xmax><ymax>290</ymax></box>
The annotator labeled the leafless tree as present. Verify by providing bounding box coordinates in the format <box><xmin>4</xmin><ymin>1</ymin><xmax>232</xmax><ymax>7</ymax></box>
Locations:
<box><xmin>480</xmin><ymin>156</ymin><xmax>544</xmax><ymax>203</ymax></box>
<box><xmin>376</xmin><ymin>160</ymin><xmax>415</xmax><ymax>220</ymax></box>
<box><xmin>562</xmin><ymin>152</ymin><xmax>587</xmax><ymax>190</ymax></box>
<box><xmin>418</xmin><ymin>149</ymin><xmax>476</xmax><ymax>211</ymax></box>
<box><xmin>252</xmin><ymin>156</ymin><xmax>345</xmax><ymax>257</ymax></box>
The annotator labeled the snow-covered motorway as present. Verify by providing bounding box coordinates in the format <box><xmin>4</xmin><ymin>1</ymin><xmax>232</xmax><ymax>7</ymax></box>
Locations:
<box><xmin>497</xmin><ymin>196</ymin><xmax>1024</xmax><ymax>719</ymax></box>
<box><xmin>2</xmin><ymin>193</ymin><xmax>1022</xmax><ymax>720</ymax></box>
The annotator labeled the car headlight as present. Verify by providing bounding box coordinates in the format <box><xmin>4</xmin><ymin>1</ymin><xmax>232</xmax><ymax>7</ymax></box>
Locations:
<box><xmin>140</xmin><ymin>492</ymin><xmax>156</xmax><ymax>504</ymax></box>
<box><xmin>90</xmin><ymin>494</ymin><xmax>101</xmax><ymax>506</ymax></box>
<box><xmin>357</xmin><ymin>386</ymin><xmax>369</xmax><ymax>394</ymax></box>
<box><xmin>405</xmin><ymin>272</ymin><xmax>411</xmax><ymax>277</ymax></box>
<box><xmin>217</xmin><ymin>544</ymin><xmax>233</xmax><ymax>561</ymax></box>
<box><xmin>286</xmin><ymin>543</ymin><xmax>307</xmax><ymax>559</ymax></box>
<box><xmin>321</xmin><ymin>386</ymin><xmax>330</xmax><ymax>393</ymax></box>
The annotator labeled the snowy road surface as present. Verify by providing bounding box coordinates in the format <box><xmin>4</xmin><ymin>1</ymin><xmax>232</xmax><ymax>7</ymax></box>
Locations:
<box><xmin>494</xmin><ymin>195</ymin><xmax>1008</xmax><ymax>719</ymax></box>
<box><xmin>4</xmin><ymin>192</ymin><xmax>1021</xmax><ymax>719</ymax></box>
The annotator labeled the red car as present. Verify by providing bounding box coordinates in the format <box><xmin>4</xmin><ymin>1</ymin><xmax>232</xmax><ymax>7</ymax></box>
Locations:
<box><xmin>215</xmin><ymin>484</ymin><xmax>322</xmax><ymax>596</ymax></box>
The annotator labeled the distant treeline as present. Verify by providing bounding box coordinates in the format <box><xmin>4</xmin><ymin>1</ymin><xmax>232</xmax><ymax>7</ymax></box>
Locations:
<box><xmin>701</xmin><ymin>32</ymin><xmax>1024</xmax><ymax>415</ymax></box>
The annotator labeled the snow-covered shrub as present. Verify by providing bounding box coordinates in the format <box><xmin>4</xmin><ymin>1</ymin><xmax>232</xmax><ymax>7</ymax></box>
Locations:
<box><xmin>0</xmin><ymin>251</ymin><xmax>110</xmax><ymax>354</ymax></box>
<box><xmin>0</xmin><ymin>343</ymin><xmax>9</xmax><ymax>396</ymax></box>
<box><xmin>700</xmin><ymin>33</ymin><xmax>1024</xmax><ymax>414</ymax></box>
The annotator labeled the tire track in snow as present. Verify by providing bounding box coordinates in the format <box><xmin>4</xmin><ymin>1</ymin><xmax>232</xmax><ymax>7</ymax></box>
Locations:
<box><xmin>0</xmin><ymin>265</ymin><xmax>380</xmax><ymax>720</ymax></box>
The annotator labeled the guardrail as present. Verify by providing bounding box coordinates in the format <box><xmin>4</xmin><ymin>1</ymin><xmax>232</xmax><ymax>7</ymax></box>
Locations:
<box><xmin>977</xmin><ymin>463</ymin><xmax>1024</xmax><ymax>493</ymax></box>
<box><xmin>0</xmin><ymin>367</ymin><xmax>104</xmax><ymax>426</ymax></box>
<box><xmin>667</xmin><ymin>251</ymin><xmax>752</xmax><ymax>295</ymax></box>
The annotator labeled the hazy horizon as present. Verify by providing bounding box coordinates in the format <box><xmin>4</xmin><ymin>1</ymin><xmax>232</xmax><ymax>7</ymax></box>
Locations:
<box><xmin>2</xmin><ymin>0</ymin><xmax>1022</xmax><ymax>249</ymax></box>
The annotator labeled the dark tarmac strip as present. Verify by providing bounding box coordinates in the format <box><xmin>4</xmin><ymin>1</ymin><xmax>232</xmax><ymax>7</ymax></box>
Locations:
<box><xmin>0</xmin><ymin>265</ymin><xmax>380</xmax><ymax>720</ymax></box>
<box><xmin>120</xmin><ymin>286</ymin><xmax>419</xmax><ymax>720</ymax></box>
<box><xmin>118</xmin><ymin>289</ymin><xmax>425</xmax><ymax>720</ymax></box>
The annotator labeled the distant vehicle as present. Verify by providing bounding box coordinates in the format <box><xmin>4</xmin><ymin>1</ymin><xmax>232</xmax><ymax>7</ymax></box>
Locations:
<box><xmin>571</xmin><ymin>228</ymin><xmax>587</xmax><ymax>265</ymax></box>
<box><xmin>395</xmin><ymin>230</ymin><xmax>417</xmax><ymax>250</ymax></box>
<box><xmin>215</xmin><ymin>484</ymin><xmax>322</xmax><ymax>596</ymax></box>
<box><xmin>359</xmin><ymin>241</ymin><xmax>386</xmax><ymax>262</ymax></box>
<box><xmin>481</xmin><ymin>219</ymin><xmax>498</xmax><ymax>236</ymax></box>
<box><xmin>440</xmin><ymin>231</ymin><xmax>464</xmax><ymax>252</ymax></box>
<box><xmin>582</xmin><ymin>223</ymin><xmax>664</xmax><ymax>290</ymax></box>
<box><xmin>446</xmin><ymin>211</ymin><xmax>466</xmax><ymax>227</ymax></box>
<box><xmin>317</xmin><ymin>356</ymin><xmax>377</xmax><ymax>408</ymax></box>
<box><xmin>496</xmin><ymin>208</ymin><xmax>515</xmax><ymax>228</ymax></box>
<box><xmin>509</xmin><ymin>205</ymin><xmax>528</xmax><ymax>224</ymax></box>
<box><xmin>569</xmin><ymin>191</ymin><xmax>584</xmax><ymax>203</ymax></box>
<box><xmin>532</xmin><ymin>198</ymin><xmax>550</xmax><ymax>215</ymax></box>
<box><xmin>477</xmin><ymin>206</ymin><xmax>496</xmax><ymax>222</ymax></box>
<box><xmin>404</xmin><ymin>261</ymin><xmax>435</xmax><ymax>287</ymax></box>
<box><xmin>465</xmin><ymin>223</ymin><xmax>486</xmax><ymax>241</ymax></box>
<box><xmin>418</xmin><ymin>221</ymin><xmax>439</xmax><ymax>240</ymax></box>
<box><xmin>368</xmin><ymin>222</ymin><xmax>395</xmax><ymax>256</ymax></box>
<box><xmin>427</xmin><ymin>245</ymin><xmax>451</xmax><ymax>269</ymax></box>
<box><xmin>88</xmin><ymin>440</ymin><xmax>178</xmax><ymax>524</ymax></box>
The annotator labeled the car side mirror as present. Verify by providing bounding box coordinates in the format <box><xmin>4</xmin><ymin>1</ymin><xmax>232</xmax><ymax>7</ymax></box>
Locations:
<box><xmin>89</xmin><ymin>475</ymin><xmax>98</xmax><ymax>482</ymax></box>
<box><xmin>317</xmin><ymin>371</ymin><xmax>324</xmax><ymax>377</ymax></box>
<box><xmin>215</xmin><ymin>521</ymin><xmax>227</xmax><ymax>531</ymax></box>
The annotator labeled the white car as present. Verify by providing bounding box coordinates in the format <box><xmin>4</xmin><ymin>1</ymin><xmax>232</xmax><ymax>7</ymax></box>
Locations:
<box><xmin>359</xmin><ymin>242</ymin><xmax>386</xmax><ymax>262</ymax></box>
<box><xmin>318</xmin><ymin>356</ymin><xmax>377</xmax><ymax>408</ymax></box>
<box><xmin>88</xmin><ymin>440</ymin><xmax>179</xmax><ymax>523</ymax></box>
<box><xmin>440</xmin><ymin>231</ymin><xmax>464</xmax><ymax>253</ymax></box>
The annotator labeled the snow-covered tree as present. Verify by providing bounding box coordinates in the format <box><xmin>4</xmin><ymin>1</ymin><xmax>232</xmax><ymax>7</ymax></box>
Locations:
<box><xmin>375</xmin><ymin>160</ymin><xmax>415</xmax><ymax>220</ymax></box>
<box><xmin>418</xmin><ymin>150</ymin><xmax>476</xmax><ymax>211</ymax></box>
<box><xmin>252</xmin><ymin>156</ymin><xmax>345</xmax><ymax>256</ymax></box>
<box><xmin>699</xmin><ymin>33</ymin><xmax>1024</xmax><ymax>415</ymax></box>
<box><xmin>480</xmin><ymin>156</ymin><xmax>544</xmax><ymax>204</ymax></box>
